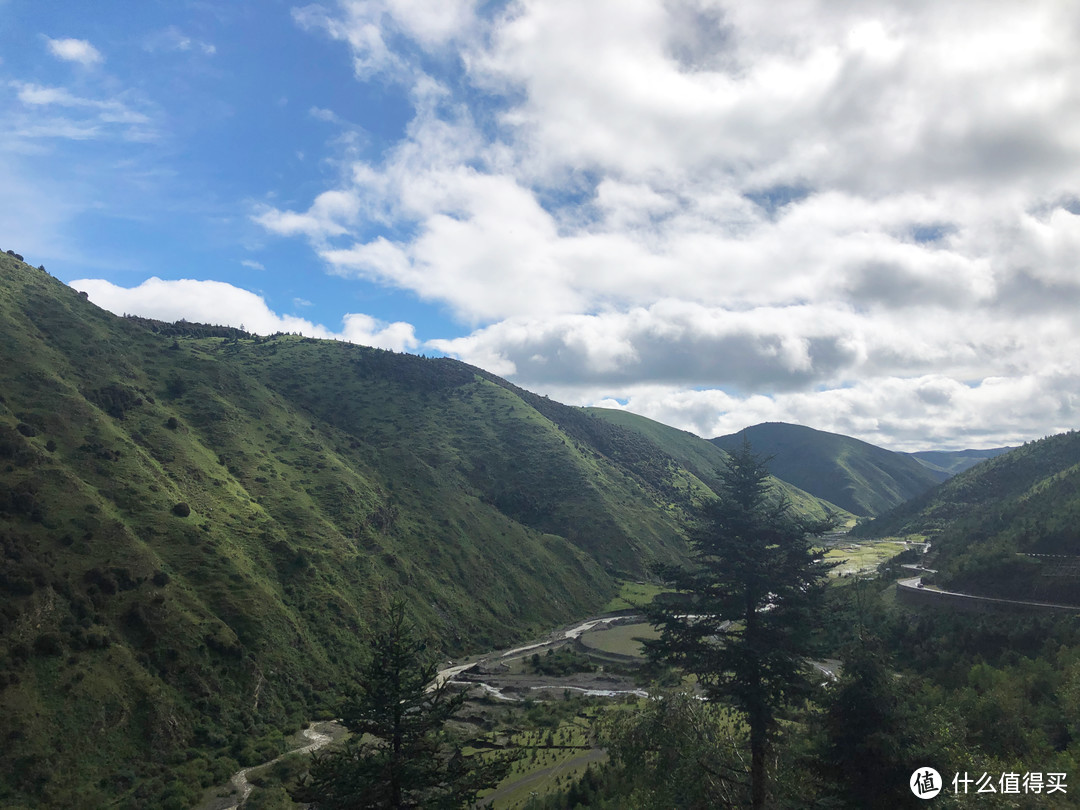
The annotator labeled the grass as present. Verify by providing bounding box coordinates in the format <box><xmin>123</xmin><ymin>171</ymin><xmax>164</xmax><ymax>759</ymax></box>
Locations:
<box><xmin>578</xmin><ymin>622</ymin><xmax>659</xmax><ymax>658</ymax></box>
<box><xmin>602</xmin><ymin>580</ymin><xmax>667</xmax><ymax>612</ymax></box>
<box><xmin>476</xmin><ymin>705</ymin><xmax>607</xmax><ymax>809</ymax></box>
<box><xmin>0</xmin><ymin>256</ymin><xmax>695</xmax><ymax>807</ymax></box>
<box><xmin>0</xmin><ymin>255</ymin><xmax>929</xmax><ymax>807</ymax></box>
<box><xmin>825</xmin><ymin>540</ymin><xmax>909</xmax><ymax>578</ymax></box>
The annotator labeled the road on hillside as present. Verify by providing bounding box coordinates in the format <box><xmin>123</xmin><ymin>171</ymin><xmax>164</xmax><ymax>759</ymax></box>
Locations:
<box><xmin>897</xmin><ymin>576</ymin><xmax>1080</xmax><ymax>613</ymax></box>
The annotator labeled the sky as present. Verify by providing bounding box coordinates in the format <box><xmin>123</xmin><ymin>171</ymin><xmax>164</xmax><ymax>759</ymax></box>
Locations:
<box><xmin>4</xmin><ymin>0</ymin><xmax>1080</xmax><ymax>451</ymax></box>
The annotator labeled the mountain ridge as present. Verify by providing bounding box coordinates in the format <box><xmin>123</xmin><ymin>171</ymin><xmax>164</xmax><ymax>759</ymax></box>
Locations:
<box><xmin>710</xmin><ymin>421</ymin><xmax>947</xmax><ymax>517</ymax></box>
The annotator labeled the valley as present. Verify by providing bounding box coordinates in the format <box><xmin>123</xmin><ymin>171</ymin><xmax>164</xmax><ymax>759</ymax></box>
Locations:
<box><xmin>3</xmin><ymin>254</ymin><xmax>1080</xmax><ymax>808</ymax></box>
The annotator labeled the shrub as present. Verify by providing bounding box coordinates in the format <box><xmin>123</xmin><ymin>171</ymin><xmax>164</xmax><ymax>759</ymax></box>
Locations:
<box><xmin>84</xmin><ymin>568</ymin><xmax>118</xmax><ymax>595</ymax></box>
<box><xmin>88</xmin><ymin>383</ymin><xmax>143</xmax><ymax>420</ymax></box>
<box><xmin>15</xmin><ymin>424</ymin><xmax>36</xmax><ymax>438</ymax></box>
<box><xmin>165</xmin><ymin>417</ymin><xmax>179</xmax><ymax>430</ymax></box>
<box><xmin>165</xmin><ymin>375</ymin><xmax>186</xmax><ymax>398</ymax></box>
<box><xmin>172</xmin><ymin>502</ymin><xmax>191</xmax><ymax>518</ymax></box>
<box><xmin>33</xmin><ymin>633</ymin><xmax>64</xmax><ymax>656</ymax></box>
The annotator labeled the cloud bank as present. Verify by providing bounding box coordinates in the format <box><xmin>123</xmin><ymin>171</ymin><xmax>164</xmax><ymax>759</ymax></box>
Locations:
<box><xmin>52</xmin><ymin>0</ymin><xmax>1080</xmax><ymax>451</ymax></box>
<box><xmin>70</xmin><ymin>277</ymin><xmax>419</xmax><ymax>353</ymax></box>
<box><xmin>246</xmin><ymin>0</ymin><xmax>1080</xmax><ymax>449</ymax></box>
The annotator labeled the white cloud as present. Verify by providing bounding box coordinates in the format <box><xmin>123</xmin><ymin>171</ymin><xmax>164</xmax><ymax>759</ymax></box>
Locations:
<box><xmin>585</xmin><ymin>372</ymin><xmax>1080</xmax><ymax>453</ymax></box>
<box><xmin>69</xmin><ymin>277</ymin><xmax>418</xmax><ymax>352</ymax></box>
<box><xmin>13</xmin><ymin>82</ymin><xmax>150</xmax><ymax>124</ymax></box>
<box><xmin>255</xmin><ymin>0</ymin><xmax>1080</xmax><ymax>448</ymax></box>
<box><xmin>8</xmin><ymin>81</ymin><xmax>155</xmax><ymax>142</ymax></box>
<box><xmin>254</xmin><ymin>189</ymin><xmax>363</xmax><ymax>239</ymax></box>
<box><xmin>45</xmin><ymin>37</ymin><xmax>102</xmax><ymax>66</ymax></box>
<box><xmin>143</xmin><ymin>27</ymin><xmax>216</xmax><ymax>56</ymax></box>
<box><xmin>309</xmin><ymin>106</ymin><xmax>341</xmax><ymax>123</ymax></box>
<box><xmin>240</xmin><ymin>259</ymin><xmax>266</xmax><ymax>271</ymax></box>
<box><xmin>293</xmin><ymin>0</ymin><xmax>476</xmax><ymax>80</ymax></box>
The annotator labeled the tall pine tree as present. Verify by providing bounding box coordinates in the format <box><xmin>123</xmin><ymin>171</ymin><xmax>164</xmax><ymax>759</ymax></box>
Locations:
<box><xmin>645</xmin><ymin>439</ymin><xmax>835</xmax><ymax>809</ymax></box>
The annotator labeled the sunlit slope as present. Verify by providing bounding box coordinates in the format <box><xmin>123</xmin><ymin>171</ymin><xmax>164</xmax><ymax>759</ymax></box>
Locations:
<box><xmin>0</xmin><ymin>257</ymin><xmax>696</xmax><ymax>806</ymax></box>
<box><xmin>586</xmin><ymin>408</ymin><xmax>853</xmax><ymax>525</ymax></box>
<box><xmin>711</xmin><ymin>422</ymin><xmax>946</xmax><ymax>516</ymax></box>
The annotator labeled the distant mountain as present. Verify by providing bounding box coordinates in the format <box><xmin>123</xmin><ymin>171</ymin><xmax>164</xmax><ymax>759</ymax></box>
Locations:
<box><xmin>855</xmin><ymin>431</ymin><xmax>1080</xmax><ymax>603</ymax></box>
<box><xmin>588</xmin><ymin>409</ymin><xmax>852</xmax><ymax>524</ymax></box>
<box><xmin>710</xmin><ymin>422</ymin><xmax>947</xmax><ymax>517</ymax></box>
<box><xmin>905</xmin><ymin>447</ymin><xmax>1014</xmax><ymax>476</ymax></box>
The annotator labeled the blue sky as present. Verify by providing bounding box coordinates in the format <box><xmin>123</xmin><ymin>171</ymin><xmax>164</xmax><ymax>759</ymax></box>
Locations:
<box><xmin>5</xmin><ymin>1</ymin><xmax>1080</xmax><ymax>450</ymax></box>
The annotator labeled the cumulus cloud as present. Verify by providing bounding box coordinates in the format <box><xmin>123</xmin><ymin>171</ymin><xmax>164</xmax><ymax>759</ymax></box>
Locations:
<box><xmin>252</xmin><ymin>0</ymin><xmax>1080</xmax><ymax>448</ymax></box>
<box><xmin>69</xmin><ymin>277</ymin><xmax>418</xmax><ymax>352</ymax></box>
<box><xmin>292</xmin><ymin>0</ymin><xmax>475</xmax><ymax>82</ymax></box>
<box><xmin>254</xmin><ymin>189</ymin><xmax>364</xmax><ymax>239</ymax></box>
<box><xmin>45</xmin><ymin>37</ymin><xmax>102</xmax><ymax>66</ymax></box>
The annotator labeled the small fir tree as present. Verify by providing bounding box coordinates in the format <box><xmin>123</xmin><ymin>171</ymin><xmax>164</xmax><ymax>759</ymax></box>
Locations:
<box><xmin>291</xmin><ymin>602</ymin><xmax>512</xmax><ymax>809</ymax></box>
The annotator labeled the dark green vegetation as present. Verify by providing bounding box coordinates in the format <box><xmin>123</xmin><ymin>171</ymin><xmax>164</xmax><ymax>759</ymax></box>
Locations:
<box><xmin>858</xmin><ymin>430</ymin><xmax>1080</xmax><ymax>604</ymax></box>
<box><xmin>528</xmin><ymin>647</ymin><xmax>597</xmax><ymax>678</ymax></box>
<box><xmin>711</xmin><ymin>421</ymin><xmax>948</xmax><ymax>516</ymax></box>
<box><xmin>292</xmin><ymin>603</ymin><xmax>512</xmax><ymax>809</ymax></box>
<box><xmin>645</xmin><ymin>442</ymin><xmax>835</xmax><ymax>808</ymax></box>
<box><xmin>516</xmin><ymin>434</ymin><xmax>1080</xmax><ymax>809</ymax></box>
<box><xmin>0</xmin><ymin>256</ymin><xmax>848</xmax><ymax>807</ymax></box>
<box><xmin>526</xmin><ymin>581</ymin><xmax>1080</xmax><ymax>810</ymax></box>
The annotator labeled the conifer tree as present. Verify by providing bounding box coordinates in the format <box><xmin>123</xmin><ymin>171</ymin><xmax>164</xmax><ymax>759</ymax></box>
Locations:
<box><xmin>292</xmin><ymin>602</ymin><xmax>511</xmax><ymax>809</ymax></box>
<box><xmin>819</xmin><ymin>631</ymin><xmax>921</xmax><ymax>809</ymax></box>
<box><xmin>644</xmin><ymin>439</ymin><xmax>835</xmax><ymax>809</ymax></box>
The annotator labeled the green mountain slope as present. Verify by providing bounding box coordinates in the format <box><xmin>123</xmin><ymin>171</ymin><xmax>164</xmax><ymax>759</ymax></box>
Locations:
<box><xmin>0</xmin><ymin>257</ymin><xmax>708</xmax><ymax>807</ymax></box>
<box><xmin>855</xmin><ymin>431</ymin><xmax>1080</xmax><ymax>603</ymax></box>
<box><xmin>587</xmin><ymin>408</ymin><xmax>852</xmax><ymax>524</ymax></box>
<box><xmin>711</xmin><ymin>422</ymin><xmax>947</xmax><ymax>516</ymax></box>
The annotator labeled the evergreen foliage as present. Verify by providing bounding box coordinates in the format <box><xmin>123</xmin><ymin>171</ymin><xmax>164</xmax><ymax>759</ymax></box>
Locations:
<box><xmin>600</xmin><ymin>691</ymin><xmax>749</xmax><ymax>808</ymax></box>
<box><xmin>817</xmin><ymin>633</ymin><xmax>924</xmax><ymax>809</ymax></box>
<box><xmin>645</xmin><ymin>440</ymin><xmax>835</xmax><ymax>808</ymax></box>
<box><xmin>291</xmin><ymin>603</ymin><xmax>513</xmax><ymax>808</ymax></box>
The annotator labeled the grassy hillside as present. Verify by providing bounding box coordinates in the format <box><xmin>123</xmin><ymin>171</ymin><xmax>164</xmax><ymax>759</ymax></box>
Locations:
<box><xmin>856</xmin><ymin>431</ymin><xmax>1080</xmax><ymax>603</ymax></box>
<box><xmin>711</xmin><ymin>422</ymin><xmax>946</xmax><ymax>516</ymax></box>
<box><xmin>0</xmin><ymin>256</ymin><xmax>698</xmax><ymax>807</ymax></box>
<box><xmin>0</xmin><ymin>256</ymin><xmax>848</xmax><ymax>807</ymax></box>
<box><xmin>587</xmin><ymin>408</ymin><xmax>853</xmax><ymax>525</ymax></box>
